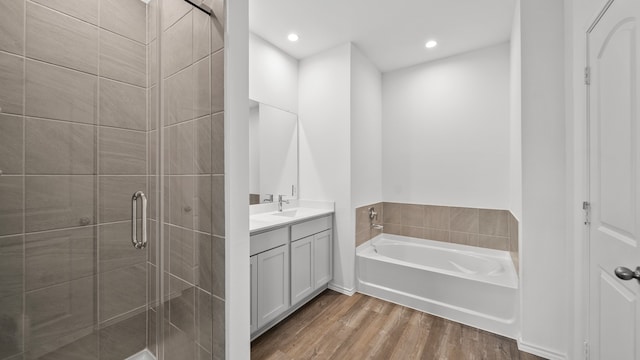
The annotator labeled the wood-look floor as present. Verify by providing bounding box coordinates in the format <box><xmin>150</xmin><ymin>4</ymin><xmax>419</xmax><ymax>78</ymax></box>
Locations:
<box><xmin>252</xmin><ymin>290</ymin><xmax>546</xmax><ymax>360</ymax></box>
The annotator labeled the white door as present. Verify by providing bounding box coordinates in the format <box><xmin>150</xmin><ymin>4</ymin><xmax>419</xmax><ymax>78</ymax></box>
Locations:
<box><xmin>588</xmin><ymin>0</ymin><xmax>640</xmax><ymax>358</ymax></box>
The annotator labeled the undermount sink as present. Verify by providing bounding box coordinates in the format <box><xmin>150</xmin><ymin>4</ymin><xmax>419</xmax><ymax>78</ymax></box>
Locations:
<box><xmin>273</xmin><ymin>209</ymin><xmax>299</xmax><ymax>217</ymax></box>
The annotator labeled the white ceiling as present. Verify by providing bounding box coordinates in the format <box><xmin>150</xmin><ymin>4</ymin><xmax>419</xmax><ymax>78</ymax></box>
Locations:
<box><xmin>249</xmin><ymin>0</ymin><xmax>515</xmax><ymax>72</ymax></box>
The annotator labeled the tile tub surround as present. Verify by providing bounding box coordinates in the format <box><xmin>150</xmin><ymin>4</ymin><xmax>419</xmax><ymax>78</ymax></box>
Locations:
<box><xmin>355</xmin><ymin>202</ymin><xmax>519</xmax><ymax>272</ymax></box>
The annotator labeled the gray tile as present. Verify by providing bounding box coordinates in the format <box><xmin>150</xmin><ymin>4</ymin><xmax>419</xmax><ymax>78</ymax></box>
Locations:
<box><xmin>211</xmin><ymin>50</ymin><xmax>224</xmax><ymax>113</ymax></box>
<box><xmin>508</xmin><ymin>213</ymin><xmax>519</xmax><ymax>253</ymax></box>
<box><xmin>355</xmin><ymin>205</ymin><xmax>370</xmax><ymax>235</ymax></box>
<box><xmin>169</xmin><ymin>276</ymin><xmax>195</xmax><ymax>340</ymax></box>
<box><xmin>478</xmin><ymin>209</ymin><xmax>509</xmax><ymax>237</ymax></box>
<box><xmin>400</xmin><ymin>225</ymin><xmax>423</xmax><ymax>239</ymax></box>
<box><xmin>0</xmin><ymin>235</ymin><xmax>24</xmax><ymax>298</ymax></box>
<box><xmin>0</xmin><ymin>114</ymin><xmax>23</xmax><ymax>174</ymax></box>
<box><xmin>148</xmin><ymin>263</ymin><xmax>157</xmax><ymax>308</ymax></box>
<box><xmin>478</xmin><ymin>235</ymin><xmax>509</xmax><ymax>251</ymax></box>
<box><xmin>99</xmin><ymin>127</ymin><xmax>146</xmax><ymax>175</ymax></box>
<box><xmin>149</xmin><ymin>85</ymin><xmax>158</xmax><ymax>130</ymax></box>
<box><xmin>207</xmin><ymin>0</ymin><xmax>224</xmax><ymax>27</ymax></box>
<box><xmin>149</xmin><ymin>40</ymin><xmax>158</xmax><ymax>87</ymax></box>
<box><xmin>212</xmin><ymin>112</ymin><xmax>224</xmax><ymax>174</ymax></box>
<box><xmin>99</xmin><ymin>263</ymin><xmax>146</xmax><ymax>321</ymax></box>
<box><xmin>163</xmin><ymin>11</ymin><xmax>192</xmax><ymax>77</ymax></box>
<box><xmin>99</xmin><ymin>311</ymin><xmax>146</xmax><ymax>360</ymax></box>
<box><xmin>162</xmin><ymin>0</ymin><xmax>191</xmax><ymax>30</ymax></box>
<box><xmin>25</xmin><ymin>175</ymin><xmax>95</xmax><ymax>232</ymax></box>
<box><xmin>99</xmin><ymin>79</ymin><xmax>146</xmax><ymax>130</ymax></box>
<box><xmin>211</xmin><ymin>175</ymin><xmax>224</xmax><ymax>237</ymax></box>
<box><xmin>382</xmin><ymin>202</ymin><xmax>402</xmax><ymax>224</ymax></box>
<box><xmin>98</xmin><ymin>176</ymin><xmax>147</xmax><ymax>223</ymax></box>
<box><xmin>165</xmin><ymin>323</ymin><xmax>195</xmax><ymax>360</ymax></box>
<box><xmin>197</xmin><ymin>232</ymin><xmax>212</xmax><ymax>292</ymax></box>
<box><xmin>26</xmin><ymin>2</ymin><xmax>99</xmax><ymax>74</ymax></box>
<box><xmin>99</xmin><ymin>222</ymin><xmax>146</xmax><ymax>273</ymax></box>
<box><xmin>149</xmin><ymin>131</ymin><xmax>158</xmax><ymax>175</ymax></box>
<box><xmin>195</xmin><ymin>176</ymin><xmax>212</xmax><ymax>233</ymax></box>
<box><xmin>26</xmin><ymin>60</ymin><xmax>97</xmax><ymax>124</ymax></box>
<box><xmin>194</xmin><ymin>58</ymin><xmax>211</xmax><ymax>119</ymax></box>
<box><xmin>193</xmin><ymin>9</ymin><xmax>210</xmax><ymax>62</ymax></box>
<box><xmin>100</xmin><ymin>30</ymin><xmax>146</xmax><ymax>87</ymax></box>
<box><xmin>170</xmin><ymin>175</ymin><xmax>195</xmax><ymax>229</ymax></box>
<box><xmin>169</xmin><ymin>121</ymin><xmax>195</xmax><ymax>175</ymax></box>
<box><xmin>148</xmin><ymin>176</ymin><xmax>158</xmax><ymax>221</ymax></box>
<box><xmin>449</xmin><ymin>231</ymin><xmax>478</xmax><ymax>247</ymax></box>
<box><xmin>450</xmin><ymin>207</ymin><xmax>479</xmax><ymax>234</ymax></box>
<box><xmin>383</xmin><ymin>223</ymin><xmax>402</xmax><ymax>236</ymax></box>
<box><xmin>25</xmin><ymin>277</ymin><xmax>95</xmax><ymax>358</ymax></box>
<box><xmin>0</xmin><ymin>52</ymin><xmax>24</xmax><ymax>115</ymax></box>
<box><xmin>195</xmin><ymin>116</ymin><xmax>211</xmax><ymax>174</ymax></box>
<box><xmin>211</xmin><ymin>295</ymin><xmax>224</xmax><ymax>359</ymax></box>
<box><xmin>34</xmin><ymin>329</ymin><xmax>98</xmax><ymax>360</ymax></box>
<box><xmin>424</xmin><ymin>205</ymin><xmax>449</xmax><ymax>230</ymax></box>
<box><xmin>423</xmin><ymin>228</ymin><xmax>449</xmax><ymax>243</ymax></box>
<box><xmin>0</xmin><ymin>0</ymin><xmax>24</xmax><ymax>55</ymax></box>
<box><xmin>212</xmin><ymin>236</ymin><xmax>224</xmax><ymax>299</ymax></box>
<box><xmin>148</xmin><ymin>0</ymin><xmax>158</xmax><ymax>42</ymax></box>
<box><xmin>198</xmin><ymin>345</ymin><xmax>212</xmax><ymax>360</ymax></box>
<box><xmin>25</xmin><ymin>227</ymin><xmax>95</xmax><ymax>291</ymax></box>
<box><xmin>147</xmin><ymin>309</ymin><xmax>157</xmax><ymax>357</ymax></box>
<box><xmin>211</xmin><ymin>13</ymin><xmax>223</xmax><ymax>54</ymax></box>
<box><xmin>100</xmin><ymin>0</ymin><xmax>146</xmax><ymax>43</ymax></box>
<box><xmin>0</xmin><ymin>176</ymin><xmax>24</xmax><ymax>236</ymax></box>
<box><xmin>26</xmin><ymin>118</ymin><xmax>96</xmax><ymax>175</ymax></box>
<box><xmin>0</xmin><ymin>293</ymin><xmax>23</xmax><ymax>359</ymax></box>
<box><xmin>169</xmin><ymin>225</ymin><xmax>195</xmax><ymax>283</ymax></box>
<box><xmin>401</xmin><ymin>204</ymin><xmax>423</xmax><ymax>227</ymax></box>
<box><xmin>197</xmin><ymin>289</ymin><xmax>212</xmax><ymax>352</ymax></box>
<box><xmin>31</xmin><ymin>0</ymin><xmax>98</xmax><ymax>24</ymax></box>
<box><xmin>165</xmin><ymin>66</ymin><xmax>194</xmax><ymax>125</ymax></box>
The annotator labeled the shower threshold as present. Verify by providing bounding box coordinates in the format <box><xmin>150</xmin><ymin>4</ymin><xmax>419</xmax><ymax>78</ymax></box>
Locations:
<box><xmin>125</xmin><ymin>349</ymin><xmax>156</xmax><ymax>360</ymax></box>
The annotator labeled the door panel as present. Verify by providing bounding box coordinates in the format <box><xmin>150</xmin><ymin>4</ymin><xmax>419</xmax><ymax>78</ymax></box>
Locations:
<box><xmin>291</xmin><ymin>236</ymin><xmax>314</xmax><ymax>305</ymax></box>
<box><xmin>314</xmin><ymin>230</ymin><xmax>332</xmax><ymax>288</ymax></box>
<box><xmin>588</xmin><ymin>1</ymin><xmax>640</xmax><ymax>358</ymax></box>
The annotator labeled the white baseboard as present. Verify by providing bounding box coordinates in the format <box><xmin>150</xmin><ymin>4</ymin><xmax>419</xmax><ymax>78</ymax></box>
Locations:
<box><xmin>518</xmin><ymin>339</ymin><xmax>567</xmax><ymax>360</ymax></box>
<box><xmin>328</xmin><ymin>282</ymin><xmax>355</xmax><ymax>296</ymax></box>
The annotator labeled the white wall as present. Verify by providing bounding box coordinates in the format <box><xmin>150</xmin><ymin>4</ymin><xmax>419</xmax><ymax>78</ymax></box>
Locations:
<box><xmin>350</xmin><ymin>45</ymin><xmax>382</xmax><ymax>208</ymax></box>
<box><xmin>519</xmin><ymin>0</ymin><xmax>568</xmax><ymax>358</ymax></box>
<box><xmin>225</xmin><ymin>0</ymin><xmax>250</xmax><ymax>358</ymax></box>
<box><xmin>298</xmin><ymin>44</ymin><xmax>354</xmax><ymax>293</ymax></box>
<box><xmin>381</xmin><ymin>43</ymin><xmax>511</xmax><ymax>209</ymax></box>
<box><xmin>249</xmin><ymin>33</ymin><xmax>298</xmax><ymax>113</ymax></box>
<box><xmin>249</xmin><ymin>105</ymin><xmax>259</xmax><ymax>194</ymax></box>
<box><xmin>510</xmin><ymin>1</ymin><xmax>522</xmax><ymax>221</ymax></box>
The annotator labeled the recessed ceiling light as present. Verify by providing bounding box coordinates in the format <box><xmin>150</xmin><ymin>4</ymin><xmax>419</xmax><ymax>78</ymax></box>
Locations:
<box><xmin>425</xmin><ymin>40</ymin><xmax>438</xmax><ymax>49</ymax></box>
<box><xmin>288</xmin><ymin>33</ymin><xmax>299</xmax><ymax>42</ymax></box>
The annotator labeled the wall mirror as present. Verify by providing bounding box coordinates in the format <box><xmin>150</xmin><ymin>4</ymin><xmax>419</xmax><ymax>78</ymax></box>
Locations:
<box><xmin>249</xmin><ymin>100</ymin><xmax>298</xmax><ymax>205</ymax></box>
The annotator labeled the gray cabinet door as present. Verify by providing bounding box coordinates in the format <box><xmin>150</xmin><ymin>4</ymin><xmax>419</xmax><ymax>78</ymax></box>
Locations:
<box><xmin>291</xmin><ymin>236</ymin><xmax>314</xmax><ymax>306</ymax></box>
<box><xmin>257</xmin><ymin>244</ymin><xmax>289</xmax><ymax>328</ymax></box>
<box><xmin>314</xmin><ymin>230</ymin><xmax>332</xmax><ymax>288</ymax></box>
<box><xmin>250</xmin><ymin>255</ymin><xmax>258</xmax><ymax>334</ymax></box>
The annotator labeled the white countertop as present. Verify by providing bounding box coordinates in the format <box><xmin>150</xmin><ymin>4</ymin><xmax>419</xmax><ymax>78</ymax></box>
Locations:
<box><xmin>250</xmin><ymin>200</ymin><xmax>335</xmax><ymax>234</ymax></box>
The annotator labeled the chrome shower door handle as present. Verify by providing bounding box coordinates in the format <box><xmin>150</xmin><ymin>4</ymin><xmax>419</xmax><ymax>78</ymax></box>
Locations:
<box><xmin>131</xmin><ymin>191</ymin><xmax>148</xmax><ymax>249</ymax></box>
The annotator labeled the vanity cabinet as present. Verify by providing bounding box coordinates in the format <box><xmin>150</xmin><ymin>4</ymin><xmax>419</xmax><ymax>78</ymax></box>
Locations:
<box><xmin>250</xmin><ymin>214</ymin><xmax>333</xmax><ymax>338</ymax></box>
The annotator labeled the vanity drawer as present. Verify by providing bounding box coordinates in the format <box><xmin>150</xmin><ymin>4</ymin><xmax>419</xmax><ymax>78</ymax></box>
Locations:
<box><xmin>251</xmin><ymin>227</ymin><xmax>289</xmax><ymax>256</ymax></box>
<box><xmin>291</xmin><ymin>215</ymin><xmax>332</xmax><ymax>241</ymax></box>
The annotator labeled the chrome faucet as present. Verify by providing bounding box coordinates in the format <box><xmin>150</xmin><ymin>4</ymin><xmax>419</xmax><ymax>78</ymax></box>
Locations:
<box><xmin>278</xmin><ymin>195</ymin><xmax>290</xmax><ymax>212</ymax></box>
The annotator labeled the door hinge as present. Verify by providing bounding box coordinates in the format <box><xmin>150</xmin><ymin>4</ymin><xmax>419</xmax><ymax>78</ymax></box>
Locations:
<box><xmin>583</xmin><ymin>201</ymin><xmax>591</xmax><ymax>225</ymax></box>
<box><xmin>584</xmin><ymin>66</ymin><xmax>591</xmax><ymax>85</ymax></box>
<box><xmin>584</xmin><ymin>341</ymin><xmax>589</xmax><ymax>360</ymax></box>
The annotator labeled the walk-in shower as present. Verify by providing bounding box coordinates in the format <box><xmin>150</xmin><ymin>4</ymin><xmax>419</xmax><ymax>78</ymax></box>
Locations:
<box><xmin>0</xmin><ymin>0</ymin><xmax>225</xmax><ymax>359</ymax></box>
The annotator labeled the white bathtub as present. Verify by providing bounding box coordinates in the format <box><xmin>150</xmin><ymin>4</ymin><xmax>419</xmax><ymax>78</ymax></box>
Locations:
<box><xmin>356</xmin><ymin>234</ymin><xmax>519</xmax><ymax>338</ymax></box>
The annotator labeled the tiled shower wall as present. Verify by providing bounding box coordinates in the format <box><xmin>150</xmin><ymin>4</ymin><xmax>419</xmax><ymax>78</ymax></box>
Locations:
<box><xmin>355</xmin><ymin>203</ymin><xmax>519</xmax><ymax>272</ymax></box>
<box><xmin>158</xmin><ymin>1</ymin><xmax>225</xmax><ymax>359</ymax></box>
<box><xmin>0</xmin><ymin>0</ymin><xmax>150</xmax><ymax>359</ymax></box>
